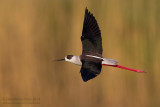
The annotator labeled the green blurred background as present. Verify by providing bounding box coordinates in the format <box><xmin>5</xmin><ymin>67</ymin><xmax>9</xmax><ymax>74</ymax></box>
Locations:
<box><xmin>0</xmin><ymin>0</ymin><xmax>160</xmax><ymax>107</ymax></box>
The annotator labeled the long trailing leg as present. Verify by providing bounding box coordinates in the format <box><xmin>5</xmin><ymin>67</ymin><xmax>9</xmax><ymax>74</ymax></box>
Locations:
<box><xmin>102</xmin><ymin>64</ymin><xmax>145</xmax><ymax>73</ymax></box>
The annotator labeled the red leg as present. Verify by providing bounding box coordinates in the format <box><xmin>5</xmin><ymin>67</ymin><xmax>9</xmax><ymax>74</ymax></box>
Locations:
<box><xmin>102</xmin><ymin>64</ymin><xmax>145</xmax><ymax>73</ymax></box>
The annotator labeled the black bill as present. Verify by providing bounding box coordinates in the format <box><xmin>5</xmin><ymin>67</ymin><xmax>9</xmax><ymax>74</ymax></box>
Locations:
<box><xmin>55</xmin><ymin>59</ymin><xmax>65</xmax><ymax>61</ymax></box>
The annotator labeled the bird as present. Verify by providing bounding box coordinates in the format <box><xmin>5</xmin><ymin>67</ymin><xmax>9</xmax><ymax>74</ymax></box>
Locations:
<box><xmin>56</xmin><ymin>8</ymin><xmax>145</xmax><ymax>82</ymax></box>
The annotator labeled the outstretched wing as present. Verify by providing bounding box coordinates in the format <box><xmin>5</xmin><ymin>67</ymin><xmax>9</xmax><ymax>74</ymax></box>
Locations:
<box><xmin>80</xmin><ymin>8</ymin><xmax>102</xmax><ymax>82</ymax></box>
<box><xmin>80</xmin><ymin>60</ymin><xmax>102</xmax><ymax>82</ymax></box>
<box><xmin>81</xmin><ymin>8</ymin><xmax>102</xmax><ymax>54</ymax></box>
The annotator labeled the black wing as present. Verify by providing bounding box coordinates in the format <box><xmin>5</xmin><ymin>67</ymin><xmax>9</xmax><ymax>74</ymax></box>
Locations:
<box><xmin>80</xmin><ymin>60</ymin><xmax>102</xmax><ymax>82</ymax></box>
<box><xmin>80</xmin><ymin>8</ymin><xmax>102</xmax><ymax>82</ymax></box>
<box><xmin>81</xmin><ymin>8</ymin><xmax>102</xmax><ymax>54</ymax></box>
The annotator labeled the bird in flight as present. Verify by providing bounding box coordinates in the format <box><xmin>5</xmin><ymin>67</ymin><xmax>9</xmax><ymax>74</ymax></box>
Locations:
<box><xmin>56</xmin><ymin>8</ymin><xmax>145</xmax><ymax>82</ymax></box>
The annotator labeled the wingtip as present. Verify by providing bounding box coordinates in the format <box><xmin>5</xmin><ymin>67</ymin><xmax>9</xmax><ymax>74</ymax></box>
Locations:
<box><xmin>85</xmin><ymin>7</ymin><xmax>93</xmax><ymax>19</ymax></box>
<box><xmin>85</xmin><ymin>7</ymin><xmax>88</xmax><ymax>13</ymax></box>
<box><xmin>85</xmin><ymin>7</ymin><xmax>88</xmax><ymax>10</ymax></box>
<box><xmin>85</xmin><ymin>7</ymin><xmax>92</xmax><ymax>14</ymax></box>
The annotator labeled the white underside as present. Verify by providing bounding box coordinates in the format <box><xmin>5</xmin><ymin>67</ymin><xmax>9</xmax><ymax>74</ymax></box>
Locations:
<box><xmin>65</xmin><ymin>55</ymin><xmax>118</xmax><ymax>66</ymax></box>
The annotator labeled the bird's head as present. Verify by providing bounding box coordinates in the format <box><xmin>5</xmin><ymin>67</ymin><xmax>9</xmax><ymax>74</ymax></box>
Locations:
<box><xmin>56</xmin><ymin>55</ymin><xmax>82</xmax><ymax>66</ymax></box>
<box><xmin>56</xmin><ymin>55</ymin><xmax>74</xmax><ymax>63</ymax></box>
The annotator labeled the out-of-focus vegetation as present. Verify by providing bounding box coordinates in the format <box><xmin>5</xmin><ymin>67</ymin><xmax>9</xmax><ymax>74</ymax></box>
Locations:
<box><xmin>0</xmin><ymin>0</ymin><xmax>160</xmax><ymax>107</ymax></box>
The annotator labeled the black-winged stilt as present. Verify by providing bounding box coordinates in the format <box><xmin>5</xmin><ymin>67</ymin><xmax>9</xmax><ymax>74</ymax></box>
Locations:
<box><xmin>56</xmin><ymin>8</ymin><xmax>145</xmax><ymax>82</ymax></box>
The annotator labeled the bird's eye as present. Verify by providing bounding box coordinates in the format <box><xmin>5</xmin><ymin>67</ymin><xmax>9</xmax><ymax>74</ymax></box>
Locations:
<box><xmin>67</xmin><ymin>55</ymin><xmax>73</xmax><ymax>59</ymax></box>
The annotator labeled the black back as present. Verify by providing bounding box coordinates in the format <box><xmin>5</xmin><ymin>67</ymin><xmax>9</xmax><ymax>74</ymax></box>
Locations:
<box><xmin>80</xmin><ymin>8</ymin><xmax>103</xmax><ymax>82</ymax></box>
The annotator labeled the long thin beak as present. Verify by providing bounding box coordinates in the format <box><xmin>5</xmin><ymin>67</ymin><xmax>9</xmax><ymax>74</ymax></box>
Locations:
<box><xmin>55</xmin><ymin>59</ymin><xmax>65</xmax><ymax>61</ymax></box>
